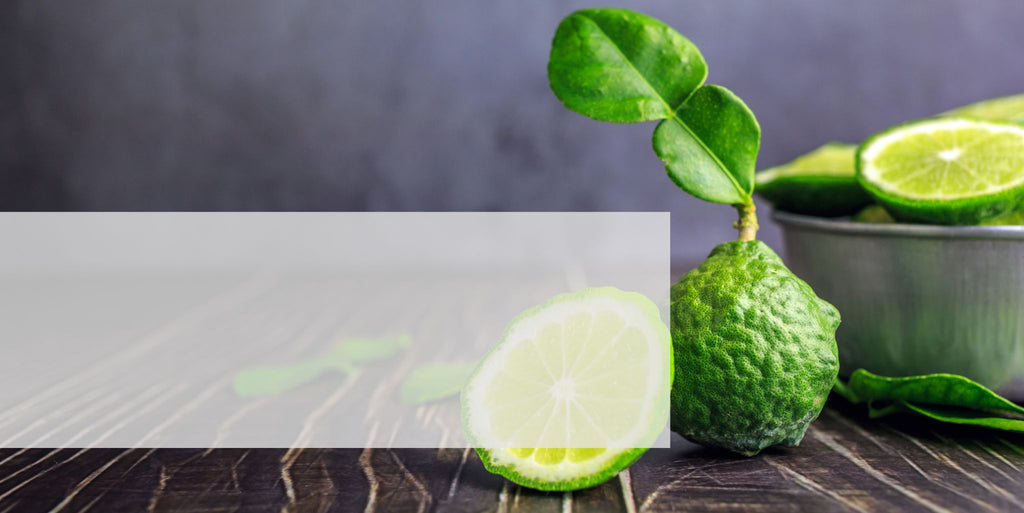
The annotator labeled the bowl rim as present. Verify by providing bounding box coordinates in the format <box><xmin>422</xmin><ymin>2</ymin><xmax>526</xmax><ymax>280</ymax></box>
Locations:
<box><xmin>772</xmin><ymin>211</ymin><xmax>1024</xmax><ymax>241</ymax></box>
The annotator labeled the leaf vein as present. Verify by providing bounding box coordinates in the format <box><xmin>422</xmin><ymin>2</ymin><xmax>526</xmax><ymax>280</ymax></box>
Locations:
<box><xmin>578</xmin><ymin>13</ymin><xmax>675</xmax><ymax>115</ymax></box>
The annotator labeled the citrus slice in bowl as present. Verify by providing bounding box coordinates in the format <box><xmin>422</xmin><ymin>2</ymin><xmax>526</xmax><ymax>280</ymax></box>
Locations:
<box><xmin>856</xmin><ymin>118</ymin><xmax>1024</xmax><ymax>224</ymax></box>
<box><xmin>852</xmin><ymin>204</ymin><xmax>896</xmax><ymax>224</ymax></box>
<box><xmin>461</xmin><ymin>287</ymin><xmax>671</xmax><ymax>491</ymax></box>
<box><xmin>942</xmin><ymin>93</ymin><xmax>1024</xmax><ymax>124</ymax></box>
<box><xmin>754</xmin><ymin>143</ymin><xmax>873</xmax><ymax>217</ymax></box>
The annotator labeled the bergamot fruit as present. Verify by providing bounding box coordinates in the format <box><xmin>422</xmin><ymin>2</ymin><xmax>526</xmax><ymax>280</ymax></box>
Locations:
<box><xmin>670</xmin><ymin>241</ymin><xmax>840</xmax><ymax>456</ymax></box>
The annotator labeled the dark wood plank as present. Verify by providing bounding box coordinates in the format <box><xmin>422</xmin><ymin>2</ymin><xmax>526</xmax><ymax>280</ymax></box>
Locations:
<box><xmin>2</xmin><ymin>399</ymin><xmax>1024</xmax><ymax>513</ymax></box>
<box><xmin>1</xmin><ymin>268</ymin><xmax>1023</xmax><ymax>512</ymax></box>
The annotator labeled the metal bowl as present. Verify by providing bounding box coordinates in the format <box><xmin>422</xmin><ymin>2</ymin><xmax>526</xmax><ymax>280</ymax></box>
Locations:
<box><xmin>773</xmin><ymin>211</ymin><xmax>1024</xmax><ymax>389</ymax></box>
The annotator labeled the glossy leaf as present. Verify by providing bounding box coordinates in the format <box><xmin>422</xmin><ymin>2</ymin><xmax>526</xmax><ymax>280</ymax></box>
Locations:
<box><xmin>653</xmin><ymin>85</ymin><xmax>760</xmax><ymax>204</ymax></box>
<box><xmin>547</xmin><ymin>8</ymin><xmax>759</xmax><ymax>205</ymax></box>
<box><xmin>548</xmin><ymin>8</ymin><xmax>706</xmax><ymax>123</ymax></box>
<box><xmin>835</xmin><ymin>369</ymin><xmax>1024</xmax><ymax>433</ymax></box>
<box><xmin>846</xmin><ymin>369</ymin><xmax>1024</xmax><ymax>418</ymax></box>
<box><xmin>399</xmin><ymin>362</ymin><xmax>477</xmax><ymax>405</ymax></box>
<box><xmin>864</xmin><ymin>401</ymin><xmax>1024</xmax><ymax>432</ymax></box>
<box><xmin>898</xmin><ymin>402</ymin><xmax>1024</xmax><ymax>432</ymax></box>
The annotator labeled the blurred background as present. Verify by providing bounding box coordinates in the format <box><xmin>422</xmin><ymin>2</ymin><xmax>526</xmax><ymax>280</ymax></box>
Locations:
<box><xmin>1</xmin><ymin>0</ymin><xmax>1022</xmax><ymax>262</ymax></box>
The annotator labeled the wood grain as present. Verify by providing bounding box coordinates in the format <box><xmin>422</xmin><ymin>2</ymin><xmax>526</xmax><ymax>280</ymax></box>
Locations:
<box><xmin>2</xmin><ymin>269</ymin><xmax>1023</xmax><ymax>512</ymax></box>
<box><xmin>1</xmin><ymin>398</ymin><xmax>1023</xmax><ymax>512</ymax></box>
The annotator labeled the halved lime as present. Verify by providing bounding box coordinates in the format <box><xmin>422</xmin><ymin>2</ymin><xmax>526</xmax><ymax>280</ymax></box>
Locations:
<box><xmin>461</xmin><ymin>287</ymin><xmax>671</xmax><ymax>491</ymax></box>
<box><xmin>942</xmin><ymin>93</ymin><xmax>1024</xmax><ymax>124</ymax></box>
<box><xmin>857</xmin><ymin>118</ymin><xmax>1024</xmax><ymax>224</ymax></box>
<box><xmin>755</xmin><ymin>143</ymin><xmax>873</xmax><ymax>217</ymax></box>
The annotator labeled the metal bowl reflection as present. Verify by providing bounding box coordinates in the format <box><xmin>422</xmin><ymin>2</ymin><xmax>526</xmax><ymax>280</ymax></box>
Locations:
<box><xmin>774</xmin><ymin>211</ymin><xmax>1024</xmax><ymax>389</ymax></box>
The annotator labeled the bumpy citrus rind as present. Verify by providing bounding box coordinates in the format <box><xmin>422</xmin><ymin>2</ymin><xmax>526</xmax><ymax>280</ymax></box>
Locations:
<box><xmin>669</xmin><ymin>241</ymin><xmax>839</xmax><ymax>456</ymax></box>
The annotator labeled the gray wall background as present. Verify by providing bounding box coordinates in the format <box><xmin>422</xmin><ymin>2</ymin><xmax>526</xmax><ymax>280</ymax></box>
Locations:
<box><xmin>2</xmin><ymin>0</ymin><xmax>1023</xmax><ymax>262</ymax></box>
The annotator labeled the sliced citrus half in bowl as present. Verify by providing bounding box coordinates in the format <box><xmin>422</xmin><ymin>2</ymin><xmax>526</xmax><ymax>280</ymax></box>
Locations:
<box><xmin>942</xmin><ymin>93</ymin><xmax>1024</xmax><ymax>124</ymax></box>
<box><xmin>755</xmin><ymin>143</ymin><xmax>873</xmax><ymax>217</ymax></box>
<box><xmin>856</xmin><ymin>117</ymin><xmax>1024</xmax><ymax>224</ymax></box>
<box><xmin>460</xmin><ymin>287</ymin><xmax>672</xmax><ymax>491</ymax></box>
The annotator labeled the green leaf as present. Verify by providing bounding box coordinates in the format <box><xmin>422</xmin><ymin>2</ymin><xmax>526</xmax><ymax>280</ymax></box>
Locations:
<box><xmin>835</xmin><ymin>369</ymin><xmax>1024</xmax><ymax>433</ymax></box>
<box><xmin>233</xmin><ymin>360</ymin><xmax>337</xmax><ymax>398</ymax></box>
<box><xmin>653</xmin><ymin>85</ymin><xmax>760</xmax><ymax>204</ymax></box>
<box><xmin>547</xmin><ymin>8</ymin><xmax>759</xmax><ymax>206</ymax></box>
<box><xmin>548</xmin><ymin>8</ymin><xmax>707</xmax><ymax>123</ymax></box>
<box><xmin>867</xmin><ymin>401</ymin><xmax>1024</xmax><ymax>432</ymax></box>
<box><xmin>831</xmin><ymin>378</ymin><xmax>857</xmax><ymax>403</ymax></box>
<box><xmin>846</xmin><ymin>369</ymin><xmax>1024</xmax><ymax>418</ymax></box>
<box><xmin>900</xmin><ymin>402</ymin><xmax>1024</xmax><ymax>431</ymax></box>
<box><xmin>331</xmin><ymin>335</ymin><xmax>411</xmax><ymax>366</ymax></box>
<box><xmin>232</xmin><ymin>335</ymin><xmax>410</xmax><ymax>398</ymax></box>
<box><xmin>399</xmin><ymin>362</ymin><xmax>477</xmax><ymax>405</ymax></box>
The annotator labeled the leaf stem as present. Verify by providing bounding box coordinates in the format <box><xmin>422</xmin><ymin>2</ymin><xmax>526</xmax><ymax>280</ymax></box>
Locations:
<box><xmin>831</xmin><ymin>379</ymin><xmax>859</xmax><ymax>403</ymax></box>
<box><xmin>734</xmin><ymin>202</ymin><xmax>759</xmax><ymax>241</ymax></box>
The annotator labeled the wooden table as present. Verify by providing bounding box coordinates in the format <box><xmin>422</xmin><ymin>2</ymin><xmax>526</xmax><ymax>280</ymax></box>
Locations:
<box><xmin>2</xmin><ymin>270</ymin><xmax>1023</xmax><ymax>512</ymax></box>
<box><xmin>3</xmin><ymin>389</ymin><xmax>1024</xmax><ymax>512</ymax></box>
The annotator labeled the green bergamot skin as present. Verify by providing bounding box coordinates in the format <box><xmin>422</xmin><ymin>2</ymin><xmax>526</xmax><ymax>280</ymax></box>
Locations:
<box><xmin>670</xmin><ymin>241</ymin><xmax>840</xmax><ymax>456</ymax></box>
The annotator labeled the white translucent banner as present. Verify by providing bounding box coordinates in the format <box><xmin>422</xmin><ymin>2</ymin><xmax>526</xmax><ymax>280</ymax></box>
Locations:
<box><xmin>0</xmin><ymin>213</ymin><xmax>669</xmax><ymax>449</ymax></box>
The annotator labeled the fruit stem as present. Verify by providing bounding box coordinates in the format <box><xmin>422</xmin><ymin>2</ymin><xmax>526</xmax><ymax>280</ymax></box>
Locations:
<box><xmin>734</xmin><ymin>202</ymin><xmax>759</xmax><ymax>242</ymax></box>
